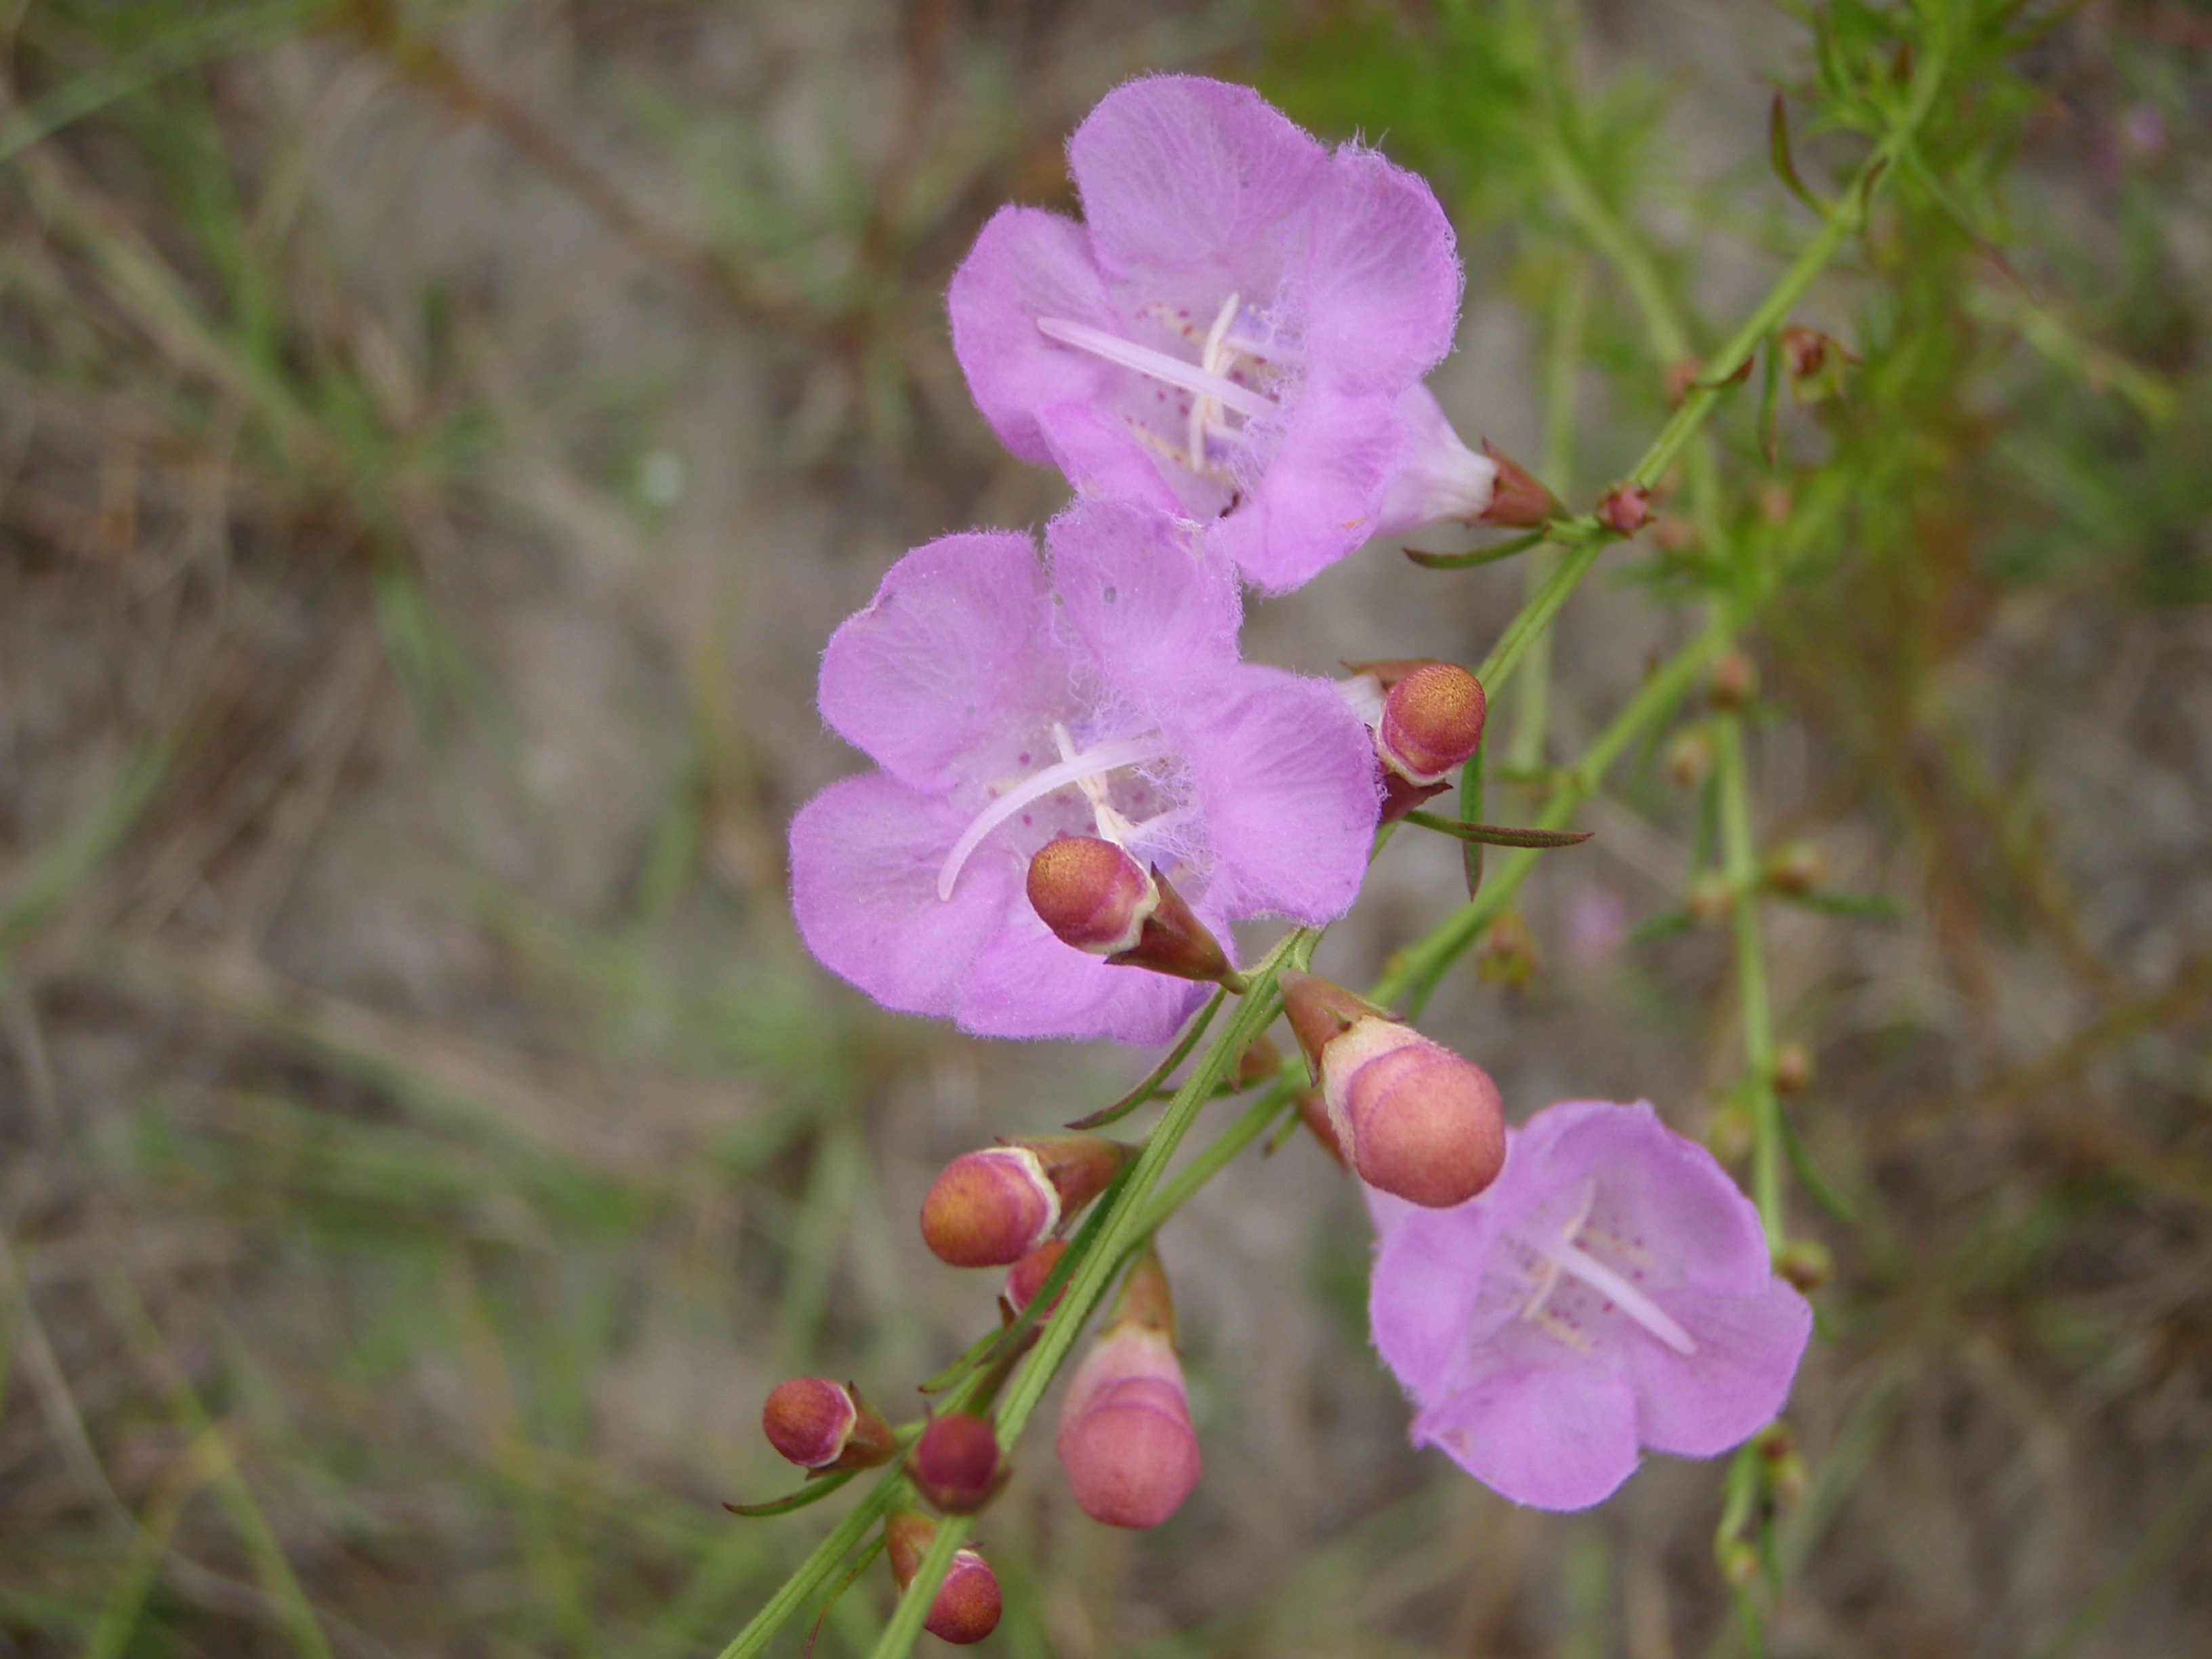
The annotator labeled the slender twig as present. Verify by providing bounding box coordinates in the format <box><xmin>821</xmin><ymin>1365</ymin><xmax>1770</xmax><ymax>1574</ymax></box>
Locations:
<box><xmin>1716</xmin><ymin>712</ymin><xmax>1784</xmax><ymax>1248</ymax></box>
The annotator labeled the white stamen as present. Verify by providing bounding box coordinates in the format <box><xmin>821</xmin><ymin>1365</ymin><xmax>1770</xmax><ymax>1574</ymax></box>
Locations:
<box><xmin>1189</xmin><ymin>293</ymin><xmax>1243</xmax><ymax>470</ymax></box>
<box><xmin>937</xmin><ymin>736</ymin><xmax>1170</xmax><ymax>901</ymax></box>
<box><xmin>1054</xmin><ymin>723</ymin><xmax>1141</xmax><ymax>843</ymax></box>
<box><xmin>1037</xmin><ymin>317</ymin><xmax>1277</xmax><ymax>420</ymax></box>
<box><xmin>1517</xmin><ymin>1182</ymin><xmax>1697</xmax><ymax>1357</ymax></box>
<box><xmin>1538</xmin><ymin>1241</ymin><xmax>1698</xmax><ymax>1357</ymax></box>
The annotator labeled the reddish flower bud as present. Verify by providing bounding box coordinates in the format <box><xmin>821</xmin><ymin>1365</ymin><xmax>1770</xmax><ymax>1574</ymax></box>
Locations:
<box><xmin>1055</xmin><ymin>1254</ymin><xmax>1200</xmax><ymax>1529</ymax></box>
<box><xmin>1475</xmin><ymin>443</ymin><xmax>1561</xmax><ymax>529</ymax></box>
<box><xmin>1762</xmin><ymin>840</ymin><xmax>1826</xmax><ymax>895</ymax></box>
<box><xmin>1772</xmin><ymin>1042</ymin><xmax>1814</xmax><ymax>1095</ymax></box>
<box><xmin>1663</xmin><ymin>726</ymin><xmax>1715</xmax><ymax>789</ymax></box>
<box><xmin>760</xmin><ymin>1378</ymin><xmax>897</xmax><ymax>1472</ymax></box>
<box><xmin>1281</xmin><ymin>973</ymin><xmax>1504</xmax><ymax>1209</ymax></box>
<box><xmin>1029</xmin><ymin>838</ymin><xmax>1243</xmax><ymax>990</ymax></box>
<box><xmin>1235</xmin><ymin>1033</ymin><xmax>1282</xmax><ymax>1090</ymax></box>
<box><xmin>1775</xmin><ymin>1237</ymin><xmax>1832</xmax><ymax>1293</ymax></box>
<box><xmin>922</xmin><ymin>1134</ymin><xmax>1130</xmax><ymax>1270</ymax></box>
<box><xmin>1476</xmin><ymin>910</ymin><xmax>1538</xmax><ymax>988</ymax></box>
<box><xmin>1597</xmin><ymin>482</ymin><xmax>1653</xmax><ymax>537</ymax></box>
<box><xmin>1710</xmin><ymin>649</ymin><xmax>1758</xmax><ymax>710</ymax></box>
<box><xmin>922</xmin><ymin>1147</ymin><xmax>1060</xmax><ymax>1268</ymax></box>
<box><xmin>884</xmin><ymin>1512</ymin><xmax>1002</xmax><ymax>1645</ymax></box>
<box><xmin>1687</xmin><ymin>870</ymin><xmax>1736</xmax><ymax>926</ymax></box>
<box><xmin>910</xmin><ymin>1413</ymin><xmax>1010</xmax><ymax>1515</ymax></box>
<box><xmin>1378</xmin><ymin>663</ymin><xmax>1487</xmax><ymax>786</ymax></box>
<box><xmin>1027</xmin><ymin>834</ymin><xmax>1158</xmax><ymax>954</ymax></box>
<box><xmin>1004</xmin><ymin>1238</ymin><xmax>1067</xmax><ymax>1313</ymax></box>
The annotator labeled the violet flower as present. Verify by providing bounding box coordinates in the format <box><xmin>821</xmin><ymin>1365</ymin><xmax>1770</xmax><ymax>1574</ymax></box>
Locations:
<box><xmin>787</xmin><ymin>497</ymin><xmax>1378</xmax><ymax>1044</ymax></box>
<box><xmin>949</xmin><ymin>75</ymin><xmax>1496</xmax><ymax>593</ymax></box>
<box><xmin>1368</xmin><ymin>1100</ymin><xmax>1813</xmax><ymax>1511</ymax></box>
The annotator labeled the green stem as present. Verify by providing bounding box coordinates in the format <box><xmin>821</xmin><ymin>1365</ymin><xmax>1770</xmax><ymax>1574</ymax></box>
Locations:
<box><xmin>1716</xmin><ymin>713</ymin><xmax>1784</xmax><ymax>1248</ymax></box>
<box><xmin>1507</xmin><ymin>260</ymin><xmax>1591</xmax><ymax>777</ymax></box>
<box><xmin>712</xmin><ymin>1482</ymin><xmax>900</xmax><ymax>1659</ymax></box>
<box><xmin>1129</xmin><ymin>1079</ymin><xmax>1299</xmax><ymax>1240</ymax></box>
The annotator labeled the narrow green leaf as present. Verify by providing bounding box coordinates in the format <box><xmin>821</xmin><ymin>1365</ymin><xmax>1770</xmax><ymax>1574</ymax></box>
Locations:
<box><xmin>1460</xmin><ymin>732</ymin><xmax>1487</xmax><ymax>899</ymax></box>
<box><xmin>1403</xmin><ymin>812</ymin><xmax>1594</xmax><ymax>850</ymax></box>
<box><xmin>722</xmin><ymin>1467</ymin><xmax>859</xmax><ymax>1519</ymax></box>
<box><xmin>1404</xmin><ymin>529</ymin><xmax>1549</xmax><ymax>570</ymax></box>
<box><xmin>1767</xmin><ymin>93</ymin><xmax>1830</xmax><ymax>218</ymax></box>
<box><xmin>1064</xmin><ymin>989</ymin><xmax>1224</xmax><ymax>1130</ymax></box>
<box><xmin>1774</xmin><ymin>889</ymin><xmax>1902</xmax><ymax>920</ymax></box>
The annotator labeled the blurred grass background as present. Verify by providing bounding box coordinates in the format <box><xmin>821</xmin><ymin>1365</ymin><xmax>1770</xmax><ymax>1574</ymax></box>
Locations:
<box><xmin>1</xmin><ymin>0</ymin><xmax>2209</xmax><ymax>1655</ymax></box>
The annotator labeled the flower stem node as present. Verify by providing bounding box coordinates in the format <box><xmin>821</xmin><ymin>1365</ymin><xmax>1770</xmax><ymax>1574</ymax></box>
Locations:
<box><xmin>884</xmin><ymin>1511</ymin><xmax>1002</xmax><ymax>1645</ymax></box>
<box><xmin>1004</xmin><ymin>1238</ymin><xmax>1067</xmax><ymax>1315</ymax></box>
<box><xmin>1596</xmin><ymin>482</ymin><xmax>1653</xmax><ymax>537</ymax></box>
<box><xmin>922</xmin><ymin>1136</ymin><xmax>1132</xmax><ymax>1269</ymax></box>
<box><xmin>1056</xmin><ymin>1251</ymin><xmax>1202</xmax><ymax>1529</ymax></box>
<box><xmin>1282</xmin><ymin>972</ymin><xmax>1507</xmax><ymax>1209</ymax></box>
<box><xmin>910</xmin><ymin>1414</ymin><xmax>1011</xmax><ymax>1516</ymax></box>
<box><xmin>760</xmin><ymin>1378</ymin><xmax>895</xmax><ymax>1473</ymax></box>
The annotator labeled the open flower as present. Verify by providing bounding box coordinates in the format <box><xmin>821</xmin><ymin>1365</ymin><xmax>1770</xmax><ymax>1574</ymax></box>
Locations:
<box><xmin>949</xmin><ymin>75</ymin><xmax>1496</xmax><ymax>592</ymax></box>
<box><xmin>787</xmin><ymin>497</ymin><xmax>1378</xmax><ymax>1044</ymax></box>
<box><xmin>1368</xmin><ymin>1100</ymin><xmax>1813</xmax><ymax>1511</ymax></box>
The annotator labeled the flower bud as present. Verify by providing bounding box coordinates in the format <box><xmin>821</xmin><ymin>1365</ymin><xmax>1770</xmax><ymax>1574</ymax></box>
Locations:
<box><xmin>1704</xmin><ymin>1099</ymin><xmax>1754</xmax><ymax>1164</ymax></box>
<box><xmin>1597</xmin><ymin>482</ymin><xmax>1652</xmax><ymax>537</ymax></box>
<box><xmin>1762</xmin><ymin>840</ymin><xmax>1826</xmax><ymax>895</ymax></box>
<box><xmin>1281</xmin><ymin>973</ymin><xmax>1506</xmax><ymax>1209</ymax></box>
<box><xmin>1475</xmin><ymin>442</ymin><xmax>1561</xmax><ymax>529</ymax></box>
<box><xmin>1779</xmin><ymin>325</ymin><xmax>1829</xmax><ymax>382</ymax></box>
<box><xmin>1710</xmin><ymin>650</ymin><xmax>1758</xmax><ymax>710</ymax></box>
<box><xmin>1476</xmin><ymin>911</ymin><xmax>1538</xmax><ymax>988</ymax></box>
<box><xmin>1719</xmin><ymin>1536</ymin><xmax>1761</xmax><ymax>1586</ymax></box>
<box><xmin>1378</xmin><ymin>663</ymin><xmax>1487</xmax><ymax>787</ymax></box>
<box><xmin>1775</xmin><ymin>1237</ymin><xmax>1832</xmax><ymax>1293</ymax></box>
<box><xmin>921</xmin><ymin>1147</ymin><xmax>1059</xmax><ymax>1269</ymax></box>
<box><xmin>884</xmin><ymin>1511</ymin><xmax>1002</xmax><ymax>1645</ymax></box>
<box><xmin>923</xmin><ymin>1135</ymin><xmax>1132</xmax><ymax>1269</ymax></box>
<box><xmin>1235</xmin><ymin>1034</ymin><xmax>1281</xmax><ymax>1090</ymax></box>
<box><xmin>1687</xmin><ymin>870</ymin><xmax>1735</xmax><ymax>926</ymax></box>
<box><xmin>1055</xmin><ymin>1253</ymin><xmax>1201</xmax><ymax>1528</ymax></box>
<box><xmin>1772</xmin><ymin>1042</ymin><xmax>1814</xmax><ymax>1095</ymax></box>
<box><xmin>760</xmin><ymin>1378</ymin><xmax>895</xmax><ymax>1472</ymax></box>
<box><xmin>1026</xmin><ymin>834</ymin><xmax>1157</xmax><ymax>954</ymax></box>
<box><xmin>910</xmin><ymin>1412</ymin><xmax>1010</xmax><ymax>1515</ymax></box>
<box><xmin>1029</xmin><ymin>838</ymin><xmax>1242</xmax><ymax>990</ymax></box>
<box><xmin>1778</xmin><ymin>325</ymin><xmax>1851</xmax><ymax>401</ymax></box>
<box><xmin>1004</xmin><ymin>1238</ymin><xmax>1067</xmax><ymax>1314</ymax></box>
